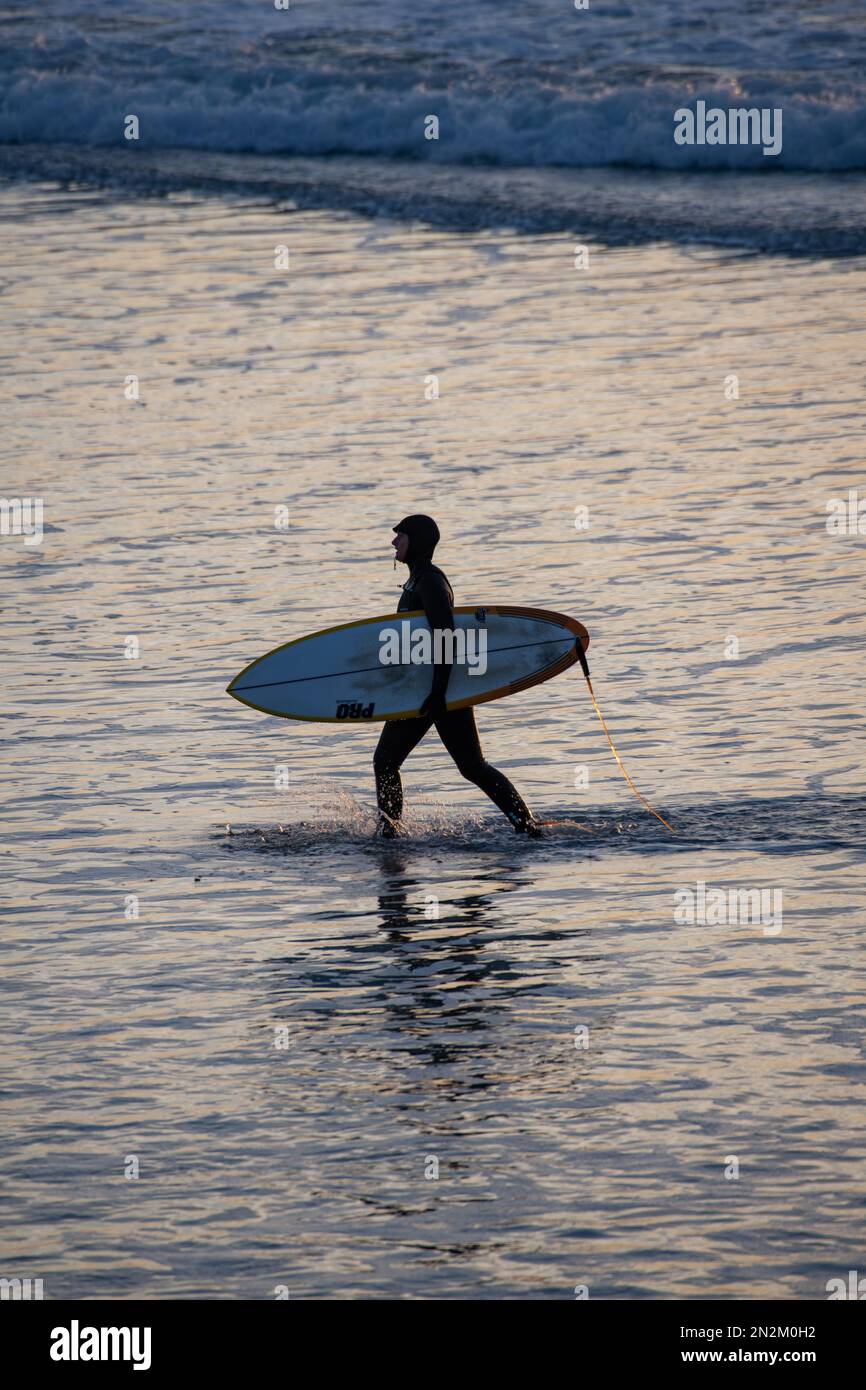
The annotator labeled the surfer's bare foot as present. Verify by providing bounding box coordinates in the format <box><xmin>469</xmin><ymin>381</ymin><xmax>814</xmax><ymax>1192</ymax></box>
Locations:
<box><xmin>376</xmin><ymin>816</ymin><xmax>400</xmax><ymax>839</ymax></box>
<box><xmin>513</xmin><ymin>815</ymin><xmax>545</xmax><ymax>838</ymax></box>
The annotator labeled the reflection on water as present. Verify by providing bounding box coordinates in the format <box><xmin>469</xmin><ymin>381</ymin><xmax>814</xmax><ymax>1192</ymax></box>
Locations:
<box><xmin>1</xmin><ymin>183</ymin><xmax>864</xmax><ymax>1298</ymax></box>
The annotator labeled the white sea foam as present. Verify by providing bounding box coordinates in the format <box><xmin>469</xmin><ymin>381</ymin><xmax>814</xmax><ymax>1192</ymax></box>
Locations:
<box><xmin>2</xmin><ymin>1</ymin><xmax>865</xmax><ymax>173</ymax></box>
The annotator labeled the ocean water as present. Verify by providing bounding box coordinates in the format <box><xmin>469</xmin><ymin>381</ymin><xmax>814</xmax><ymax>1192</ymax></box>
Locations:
<box><xmin>1</xmin><ymin>2</ymin><xmax>865</xmax><ymax>1300</ymax></box>
<box><xmin>2</xmin><ymin>0</ymin><xmax>866</xmax><ymax>253</ymax></box>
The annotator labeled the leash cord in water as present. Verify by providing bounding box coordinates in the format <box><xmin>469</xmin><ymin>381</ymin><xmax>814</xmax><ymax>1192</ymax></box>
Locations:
<box><xmin>575</xmin><ymin>643</ymin><xmax>675</xmax><ymax>835</ymax></box>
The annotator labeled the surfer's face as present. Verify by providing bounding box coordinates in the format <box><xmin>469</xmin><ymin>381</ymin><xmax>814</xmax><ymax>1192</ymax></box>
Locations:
<box><xmin>392</xmin><ymin>532</ymin><xmax>410</xmax><ymax>563</ymax></box>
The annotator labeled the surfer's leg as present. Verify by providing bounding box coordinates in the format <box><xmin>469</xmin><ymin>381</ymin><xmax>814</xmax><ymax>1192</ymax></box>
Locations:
<box><xmin>373</xmin><ymin>716</ymin><xmax>432</xmax><ymax>830</ymax></box>
<box><xmin>435</xmin><ymin>708</ymin><xmax>538</xmax><ymax>832</ymax></box>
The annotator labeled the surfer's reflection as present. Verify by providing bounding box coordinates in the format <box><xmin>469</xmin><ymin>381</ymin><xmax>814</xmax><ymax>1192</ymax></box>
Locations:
<box><xmin>370</xmin><ymin>853</ymin><xmax>538</xmax><ymax>1062</ymax></box>
<box><xmin>374</xmin><ymin>848</ymin><xmax>525</xmax><ymax>940</ymax></box>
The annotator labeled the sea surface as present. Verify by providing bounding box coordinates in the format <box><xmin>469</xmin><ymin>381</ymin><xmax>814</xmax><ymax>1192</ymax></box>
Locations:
<box><xmin>1</xmin><ymin>1</ymin><xmax>865</xmax><ymax>1299</ymax></box>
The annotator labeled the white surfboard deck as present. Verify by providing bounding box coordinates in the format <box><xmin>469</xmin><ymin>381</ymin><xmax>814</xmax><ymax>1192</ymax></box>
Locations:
<box><xmin>227</xmin><ymin>605</ymin><xmax>589</xmax><ymax>723</ymax></box>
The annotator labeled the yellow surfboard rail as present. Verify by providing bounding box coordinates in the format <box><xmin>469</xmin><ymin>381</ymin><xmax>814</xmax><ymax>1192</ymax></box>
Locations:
<box><xmin>226</xmin><ymin>604</ymin><xmax>589</xmax><ymax>723</ymax></box>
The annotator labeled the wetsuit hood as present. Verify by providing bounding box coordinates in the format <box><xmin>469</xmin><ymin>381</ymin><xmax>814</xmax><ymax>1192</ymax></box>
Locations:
<box><xmin>393</xmin><ymin>514</ymin><xmax>440</xmax><ymax>568</ymax></box>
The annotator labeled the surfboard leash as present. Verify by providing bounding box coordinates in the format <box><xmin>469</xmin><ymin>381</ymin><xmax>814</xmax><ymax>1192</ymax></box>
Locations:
<box><xmin>575</xmin><ymin>642</ymin><xmax>675</xmax><ymax>835</ymax></box>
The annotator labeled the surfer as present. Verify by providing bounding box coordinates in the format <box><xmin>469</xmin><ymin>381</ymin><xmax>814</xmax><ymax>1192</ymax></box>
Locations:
<box><xmin>374</xmin><ymin>515</ymin><xmax>542</xmax><ymax>837</ymax></box>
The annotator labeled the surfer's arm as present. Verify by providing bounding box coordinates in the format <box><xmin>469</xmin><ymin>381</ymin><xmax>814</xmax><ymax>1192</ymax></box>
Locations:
<box><xmin>417</xmin><ymin>571</ymin><xmax>454</xmax><ymax>710</ymax></box>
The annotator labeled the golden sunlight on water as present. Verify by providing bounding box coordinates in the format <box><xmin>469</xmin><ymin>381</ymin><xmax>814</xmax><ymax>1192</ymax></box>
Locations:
<box><xmin>1</xmin><ymin>186</ymin><xmax>864</xmax><ymax>1298</ymax></box>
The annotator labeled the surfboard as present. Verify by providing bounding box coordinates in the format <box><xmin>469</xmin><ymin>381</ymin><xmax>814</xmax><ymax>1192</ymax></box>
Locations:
<box><xmin>227</xmin><ymin>605</ymin><xmax>589</xmax><ymax>723</ymax></box>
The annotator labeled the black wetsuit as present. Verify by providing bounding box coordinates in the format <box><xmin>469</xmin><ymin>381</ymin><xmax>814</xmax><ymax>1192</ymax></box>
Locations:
<box><xmin>373</xmin><ymin>559</ymin><xmax>536</xmax><ymax>831</ymax></box>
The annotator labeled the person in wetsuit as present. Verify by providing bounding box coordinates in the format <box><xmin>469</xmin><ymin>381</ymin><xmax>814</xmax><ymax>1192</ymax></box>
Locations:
<box><xmin>374</xmin><ymin>514</ymin><xmax>542</xmax><ymax>837</ymax></box>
